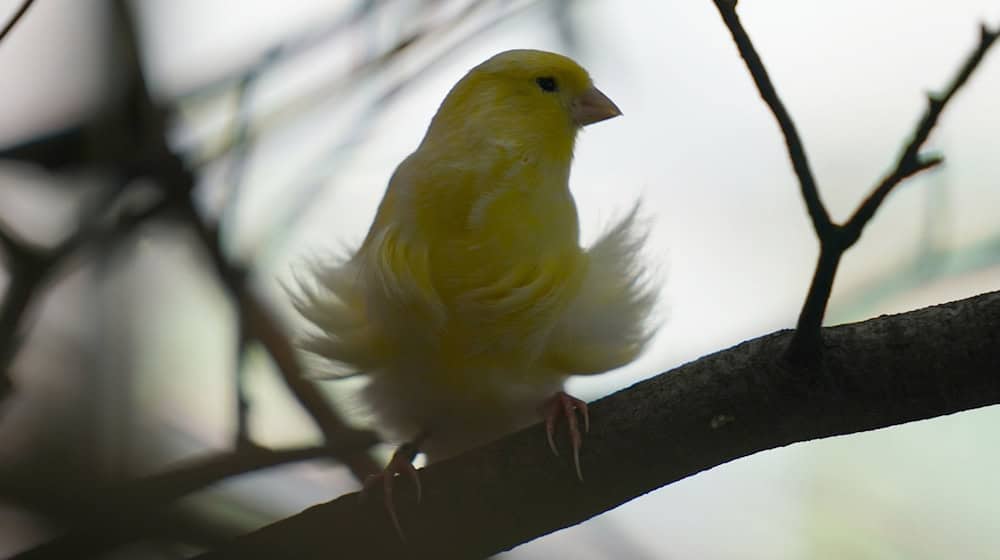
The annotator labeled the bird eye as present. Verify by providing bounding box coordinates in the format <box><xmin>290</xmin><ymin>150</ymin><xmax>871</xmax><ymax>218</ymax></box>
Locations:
<box><xmin>535</xmin><ymin>76</ymin><xmax>558</xmax><ymax>92</ymax></box>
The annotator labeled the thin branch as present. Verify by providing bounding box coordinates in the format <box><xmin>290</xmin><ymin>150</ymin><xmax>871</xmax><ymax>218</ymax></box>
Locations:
<box><xmin>190</xmin><ymin>0</ymin><xmax>545</xmax><ymax>167</ymax></box>
<box><xmin>712</xmin><ymin>1</ymin><xmax>999</xmax><ymax>362</ymax></box>
<box><xmin>110</xmin><ymin>0</ymin><xmax>381</xmax><ymax>480</ymax></box>
<box><xmin>219</xmin><ymin>71</ymin><xmax>258</xmax><ymax>250</ymax></box>
<box><xmin>10</xmin><ymin>441</ymin><xmax>378</xmax><ymax>560</ymax></box>
<box><xmin>0</xmin><ymin>1</ymin><xmax>546</xmax><ymax>173</ymax></box>
<box><xmin>709</xmin><ymin>0</ymin><xmax>832</xmax><ymax>237</ymax></box>
<box><xmin>0</xmin><ymin>0</ymin><xmax>37</xmax><ymax>45</ymax></box>
<box><xmin>0</xmin><ymin>194</ymin><xmax>172</xmax><ymax>396</ymax></box>
<box><xmin>0</xmin><ymin>215</ymin><xmax>28</xmax><ymax>265</ymax></box>
<box><xmin>231</xmin><ymin>310</ymin><xmax>255</xmax><ymax>448</ymax></box>
<box><xmin>220</xmin><ymin>70</ymin><xmax>261</xmax><ymax>449</ymax></box>
<box><xmin>252</xmin><ymin>0</ymin><xmax>551</xmax><ymax>269</ymax></box>
<box><xmin>787</xmin><ymin>23</ymin><xmax>999</xmax><ymax>361</ymax></box>
<box><xmin>174</xmin><ymin>0</ymin><xmax>379</xmax><ymax>103</ymax></box>
<box><xmin>179</xmin><ymin>198</ymin><xmax>381</xmax><ymax>479</ymax></box>
<box><xmin>841</xmin><ymin>156</ymin><xmax>944</xmax><ymax>248</ymax></box>
<box><xmin>843</xmin><ymin>24</ymin><xmax>1000</xmax><ymax>245</ymax></box>
<box><xmin>0</xmin><ymin>253</ymin><xmax>43</xmax><ymax>395</ymax></box>
<box><xmin>192</xmin><ymin>291</ymin><xmax>1000</xmax><ymax>560</ymax></box>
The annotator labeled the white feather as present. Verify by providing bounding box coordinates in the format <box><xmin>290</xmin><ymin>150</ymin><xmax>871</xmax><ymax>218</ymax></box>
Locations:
<box><xmin>544</xmin><ymin>202</ymin><xmax>659</xmax><ymax>375</ymax></box>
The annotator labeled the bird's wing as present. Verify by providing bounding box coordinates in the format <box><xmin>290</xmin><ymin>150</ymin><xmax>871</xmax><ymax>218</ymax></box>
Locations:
<box><xmin>291</xmin><ymin>217</ymin><xmax>448</xmax><ymax>374</ymax></box>
<box><xmin>297</xmin><ymin>147</ymin><xmax>459</xmax><ymax>366</ymax></box>
<box><xmin>359</xmin><ymin>221</ymin><xmax>447</xmax><ymax>330</ymax></box>
<box><xmin>543</xmin><ymin>204</ymin><xmax>658</xmax><ymax>375</ymax></box>
<box><xmin>449</xmin><ymin>253</ymin><xmax>583</xmax><ymax>365</ymax></box>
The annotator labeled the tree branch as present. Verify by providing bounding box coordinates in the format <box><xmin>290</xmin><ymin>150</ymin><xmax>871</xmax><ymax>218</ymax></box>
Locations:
<box><xmin>174</xmin><ymin>196</ymin><xmax>380</xmax><ymax>477</ymax></box>
<box><xmin>842</xmin><ymin>23</ymin><xmax>1000</xmax><ymax>246</ymax></box>
<box><xmin>0</xmin><ymin>0</ymin><xmax>37</xmax><ymax>45</ymax></box>
<box><xmin>0</xmin><ymin>193</ymin><xmax>172</xmax><ymax>399</ymax></box>
<box><xmin>710</xmin><ymin>0</ymin><xmax>831</xmax><ymax>237</ymax></box>
<box><xmin>192</xmin><ymin>291</ymin><xmax>1000</xmax><ymax>560</ymax></box>
<box><xmin>109</xmin><ymin>0</ymin><xmax>381</xmax><ymax>479</ymax></box>
<box><xmin>9</xmin><ymin>441</ymin><xmax>378</xmax><ymax>560</ymax></box>
<box><xmin>789</xmin><ymin>22</ymin><xmax>998</xmax><ymax>360</ymax></box>
<box><xmin>712</xmin><ymin>0</ymin><xmax>999</xmax><ymax>361</ymax></box>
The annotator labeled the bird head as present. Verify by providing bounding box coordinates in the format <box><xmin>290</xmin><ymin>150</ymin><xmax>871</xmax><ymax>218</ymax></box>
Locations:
<box><xmin>422</xmin><ymin>50</ymin><xmax>621</xmax><ymax>161</ymax></box>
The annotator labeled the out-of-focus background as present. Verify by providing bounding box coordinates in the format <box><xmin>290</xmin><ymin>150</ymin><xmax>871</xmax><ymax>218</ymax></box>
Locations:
<box><xmin>1</xmin><ymin>0</ymin><xmax>999</xmax><ymax>558</ymax></box>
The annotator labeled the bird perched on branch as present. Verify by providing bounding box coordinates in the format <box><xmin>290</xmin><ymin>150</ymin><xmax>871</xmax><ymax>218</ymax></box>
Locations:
<box><xmin>293</xmin><ymin>49</ymin><xmax>656</xmax><ymax>535</ymax></box>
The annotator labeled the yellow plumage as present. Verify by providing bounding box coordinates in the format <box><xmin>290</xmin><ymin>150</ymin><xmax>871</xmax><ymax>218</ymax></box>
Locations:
<box><xmin>294</xmin><ymin>50</ymin><xmax>656</xmax><ymax>461</ymax></box>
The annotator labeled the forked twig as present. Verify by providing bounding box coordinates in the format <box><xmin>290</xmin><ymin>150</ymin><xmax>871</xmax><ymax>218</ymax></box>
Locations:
<box><xmin>710</xmin><ymin>0</ymin><xmax>999</xmax><ymax>361</ymax></box>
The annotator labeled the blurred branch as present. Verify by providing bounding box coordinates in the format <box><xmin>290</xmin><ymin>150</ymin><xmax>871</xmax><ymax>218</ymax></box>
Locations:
<box><xmin>190</xmin><ymin>0</ymin><xmax>545</xmax><ymax>167</ymax></box>
<box><xmin>193</xmin><ymin>291</ymin><xmax>1000</xmax><ymax>560</ymax></box>
<box><xmin>110</xmin><ymin>0</ymin><xmax>381</xmax><ymax>479</ymax></box>
<box><xmin>10</xmin><ymin>441</ymin><xmax>378</xmax><ymax>560</ymax></box>
<box><xmin>0</xmin><ymin>1</ymin><xmax>548</xmax><ymax>174</ymax></box>
<box><xmin>175</xmin><ymin>0</ymin><xmax>380</xmax><ymax>103</ymax></box>
<box><xmin>249</xmin><ymin>0</ymin><xmax>549</xmax><ymax>266</ymax></box>
<box><xmin>711</xmin><ymin>1</ymin><xmax>999</xmax><ymax>361</ymax></box>
<box><xmin>0</xmin><ymin>124</ymin><xmax>102</xmax><ymax>171</ymax></box>
<box><xmin>221</xmin><ymin>71</ymin><xmax>260</xmax><ymax>448</ymax></box>
<box><xmin>0</xmin><ymin>0</ymin><xmax>37</xmax><ymax>44</ymax></box>
<box><xmin>0</xmin><ymin>193</ymin><xmax>171</xmax><ymax>401</ymax></box>
<box><xmin>0</xmin><ymin>215</ymin><xmax>29</xmax><ymax>262</ymax></box>
<box><xmin>233</xmin><ymin>317</ymin><xmax>254</xmax><ymax>448</ymax></box>
<box><xmin>179</xmin><ymin>196</ymin><xmax>380</xmax><ymax>478</ymax></box>
<box><xmin>1</xmin><ymin>0</ymin><xmax>553</xmax><ymax>273</ymax></box>
<box><xmin>220</xmin><ymin>70</ymin><xmax>260</xmax><ymax>250</ymax></box>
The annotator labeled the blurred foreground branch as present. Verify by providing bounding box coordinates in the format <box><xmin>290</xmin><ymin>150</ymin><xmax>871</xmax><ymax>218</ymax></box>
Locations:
<box><xmin>108</xmin><ymin>0</ymin><xmax>381</xmax><ymax>480</ymax></box>
<box><xmin>194</xmin><ymin>291</ymin><xmax>1000</xmax><ymax>559</ymax></box>
<box><xmin>0</xmin><ymin>192</ymin><xmax>171</xmax><ymax>400</ymax></box>
<box><xmin>9</xmin><ymin>441</ymin><xmax>378</xmax><ymax>560</ymax></box>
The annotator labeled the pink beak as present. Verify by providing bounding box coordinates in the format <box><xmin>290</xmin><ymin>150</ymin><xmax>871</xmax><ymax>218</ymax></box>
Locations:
<box><xmin>572</xmin><ymin>86</ymin><xmax>622</xmax><ymax>126</ymax></box>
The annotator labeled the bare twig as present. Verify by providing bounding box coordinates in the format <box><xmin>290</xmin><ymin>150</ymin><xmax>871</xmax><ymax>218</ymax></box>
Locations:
<box><xmin>179</xmin><ymin>198</ymin><xmax>381</xmax><ymax>478</ymax></box>
<box><xmin>233</xmin><ymin>313</ymin><xmax>254</xmax><ymax>448</ymax></box>
<box><xmin>0</xmin><ymin>196</ymin><xmax>171</xmax><ymax>397</ymax></box>
<box><xmin>709</xmin><ymin>0</ymin><xmax>832</xmax><ymax>237</ymax></box>
<box><xmin>790</xmin><ymin>23</ymin><xmax>999</xmax><ymax>360</ymax></box>
<box><xmin>111</xmin><ymin>0</ymin><xmax>381</xmax><ymax>479</ymax></box>
<box><xmin>190</xmin><ymin>0</ymin><xmax>545</xmax><ymax>167</ymax></box>
<box><xmin>0</xmin><ymin>215</ymin><xmax>28</xmax><ymax>263</ymax></box>
<box><xmin>220</xmin><ymin>72</ymin><xmax>258</xmax><ymax>249</ymax></box>
<box><xmin>0</xmin><ymin>248</ymin><xmax>44</xmax><ymax>395</ymax></box>
<box><xmin>0</xmin><ymin>0</ymin><xmax>37</xmax><ymax>45</ymax></box>
<box><xmin>221</xmin><ymin>71</ymin><xmax>261</xmax><ymax>448</ymax></box>
<box><xmin>250</xmin><ymin>0</ymin><xmax>549</xmax><ymax>267</ymax></box>
<box><xmin>843</xmin><ymin>23</ymin><xmax>1000</xmax><ymax>245</ymax></box>
<box><xmin>175</xmin><ymin>0</ymin><xmax>379</xmax><ymax>103</ymax></box>
<box><xmin>712</xmin><ymin>0</ymin><xmax>999</xmax><ymax>361</ymax></box>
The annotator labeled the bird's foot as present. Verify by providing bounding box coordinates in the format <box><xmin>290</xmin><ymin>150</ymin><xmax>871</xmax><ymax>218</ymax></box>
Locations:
<box><xmin>541</xmin><ymin>390</ymin><xmax>590</xmax><ymax>481</ymax></box>
<box><xmin>360</xmin><ymin>440</ymin><xmax>422</xmax><ymax>540</ymax></box>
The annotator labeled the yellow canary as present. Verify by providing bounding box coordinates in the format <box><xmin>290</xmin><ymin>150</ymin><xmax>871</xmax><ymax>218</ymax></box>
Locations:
<box><xmin>294</xmin><ymin>50</ymin><xmax>655</xmax><ymax>477</ymax></box>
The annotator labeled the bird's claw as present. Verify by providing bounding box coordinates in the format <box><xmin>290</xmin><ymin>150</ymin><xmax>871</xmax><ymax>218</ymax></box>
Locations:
<box><xmin>542</xmin><ymin>391</ymin><xmax>590</xmax><ymax>481</ymax></box>
<box><xmin>360</xmin><ymin>442</ymin><xmax>422</xmax><ymax>540</ymax></box>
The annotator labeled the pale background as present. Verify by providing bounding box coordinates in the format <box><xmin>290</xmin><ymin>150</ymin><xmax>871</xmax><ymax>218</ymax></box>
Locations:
<box><xmin>1</xmin><ymin>0</ymin><xmax>999</xmax><ymax>558</ymax></box>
